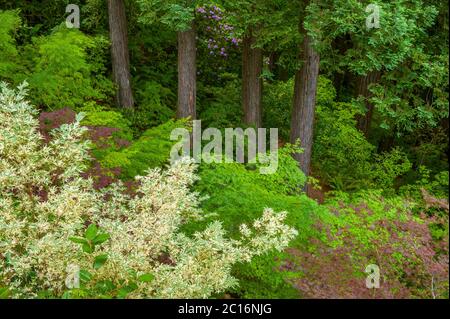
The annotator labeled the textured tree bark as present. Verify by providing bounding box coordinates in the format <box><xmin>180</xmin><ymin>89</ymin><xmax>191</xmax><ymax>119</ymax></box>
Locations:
<box><xmin>107</xmin><ymin>0</ymin><xmax>134</xmax><ymax>108</ymax></box>
<box><xmin>177</xmin><ymin>25</ymin><xmax>197</xmax><ymax>119</ymax></box>
<box><xmin>356</xmin><ymin>71</ymin><xmax>382</xmax><ymax>136</ymax></box>
<box><xmin>242</xmin><ymin>31</ymin><xmax>263</xmax><ymax>127</ymax></box>
<box><xmin>290</xmin><ymin>30</ymin><xmax>320</xmax><ymax>179</ymax></box>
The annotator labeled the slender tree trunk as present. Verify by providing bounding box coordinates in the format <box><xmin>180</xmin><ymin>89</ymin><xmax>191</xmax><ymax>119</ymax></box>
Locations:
<box><xmin>177</xmin><ymin>24</ymin><xmax>197</xmax><ymax>119</ymax></box>
<box><xmin>290</xmin><ymin>27</ymin><xmax>320</xmax><ymax>179</ymax></box>
<box><xmin>107</xmin><ymin>0</ymin><xmax>134</xmax><ymax>108</ymax></box>
<box><xmin>242</xmin><ymin>30</ymin><xmax>263</xmax><ymax>127</ymax></box>
<box><xmin>356</xmin><ymin>71</ymin><xmax>381</xmax><ymax>136</ymax></box>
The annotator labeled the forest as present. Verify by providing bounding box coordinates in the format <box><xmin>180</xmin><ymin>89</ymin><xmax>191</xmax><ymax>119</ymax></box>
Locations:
<box><xmin>0</xmin><ymin>0</ymin><xmax>448</xmax><ymax>299</ymax></box>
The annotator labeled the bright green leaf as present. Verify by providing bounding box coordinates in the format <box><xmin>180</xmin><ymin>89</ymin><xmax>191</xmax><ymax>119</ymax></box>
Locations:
<box><xmin>85</xmin><ymin>224</ymin><xmax>98</xmax><ymax>240</ymax></box>
<box><xmin>93</xmin><ymin>254</ymin><xmax>108</xmax><ymax>270</ymax></box>
<box><xmin>82</xmin><ymin>242</ymin><xmax>93</xmax><ymax>253</ymax></box>
<box><xmin>92</xmin><ymin>233</ymin><xmax>110</xmax><ymax>245</ymax></box>
<box><xmin>69</xmin><ymin>236</ymin><xmax>87</xmax><ymax>245</ymax></box>
<box><xmin>137</xmin><ymin>273</ymin><xmax>155</xmax><ymax>283</ymax></box>
<box><xmin>79</xmin><ymin>269</ymin><xmax>92</xmax><ymax>283</ymax></box>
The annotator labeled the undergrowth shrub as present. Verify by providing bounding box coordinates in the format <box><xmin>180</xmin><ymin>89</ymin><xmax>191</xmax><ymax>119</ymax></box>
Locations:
<box><xmin>262</xmin><ymin>79</ymin><xmax>293</xmax><ymax>141</ymax></box>
<box><xmin>314</xmin><ymin>103</ymin><xmax>412</xmax><ymax>192</ymax></box>
<box><xmin>78</xmin><ymin>102</ymin><xmax>134</xmax><ymax>158</ymax></box>
<box><xmin>400</xmin><ymin>166</ymin><xmax>449</xmax><ymax>202</ymax></box>
<box><xmin>26</xmin><ymin>26</ymin><xmax>113</xmax><ymax>109</ymax></box>
<box><xmin>181</xmin><ymin>148</ymin><xmax>328</xmax><ymax>298</ymax></box>
<box><xmin>37</xmin><ymin>103</ymin><xmax>134</xmax><ymax>189</ymax></box>
<box><xmin>290</xmin><ymin>190</ymin><xmax>449</xmax><ymax>298</ymax></box>
<box><xmin>101</xmin><ymin>119</ymin><xmax>189</xmax><ymax>180</ymax></box>
<box><xmin>313</xmin><ymin>101</ymin><xmax>375</xmax><ymax>190</ymax></box>
<box><xmin>0</xmin><ymin>82</ymin><xmax>297</xmax><ymax>298</ymax></box>
<box><xmin>0</xmin><ymin>10</ymin><xmax>21</xmax><ymax>83</ymax></box>
<box><xmin>198</xmin><ymin>75</ymin><xmax>243</xmax><ymax>129</ymax></box>
<box><xmin>125</xmin><ymin>80</ymin><xmax>175</xmax><ymax>134</ymax></box>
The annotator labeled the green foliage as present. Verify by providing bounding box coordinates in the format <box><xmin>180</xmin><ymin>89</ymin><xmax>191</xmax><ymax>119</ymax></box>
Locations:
<box><xmin>69</xmin><ymin>224</ymin><xmax>111</xmax><ymax>254</ymax></box>
<box><xmin>323</xmin><ymin>190</ymin><xmax>414</xmax><ymax>249</ymax></box>
<box><xmin>263</xmin><ymin>76</ymin><xmax>336</xmax><ymax>141</ymax></box>
<box><xmin>125</xmin><ymin>81</ymin><xmax>175</xmax><ymax>134</ymax></box>
<box><xmin>372</xmin><ymin>147</ymin><xmax>412</xmax><ymax>190</ymax></box>
<box><xmin>314</xmin><ymin>100</ymin><xmax>412</xmax><ymax>192</ymax></box>
<box><xmin>429</xmin><ymin>171</ymin><xmax>450</xmax><ymax>199</ymax></box>
<box><xmin>305</xmin><ymin>0</ymin><xmax>448</xmax><ymax>142</ymax></box>
<box><xmin>1</xmin><ymin>0</ymin><xmax>448</xmax><ymax>300</ymax></box>
<box><xmin>400</xmin><ymin>166</ymin><xmax>449</xmax><ymax>201</ymax></box>
<box><xmin>263</xmin><ymin>78</ymin><xmax>293</xmax><ymax>141</ymax></box>
<box><xmin>1</xmin><ymin>84</ymin><xmax>297</xmax><ymax>298</ymax></box>
<box><xmin>370</xmin><ymin>49</ymin><xmax>449</xmax><ymax>134</ymax></box>
<box><xmin>27</xmin><ymin>26</ymin><xmax>113</xmax><ymax>109</ymax></box>
<box><xmin>313</xmin><ymin>100</ymin><xmax>374</xmax><ymax>190</ymax></box>
<box><xmin>1</xmin><ymin>0</ymin><xmax>72</xmax><ymax>38</ymax></box>
<box><xmin>409</xmin><ymin>128</ymin><xmax>449</xmax><ymax>173</ymax></box>
<box><xmin>257</xmin><ymin>143</ymin><xmax>307</xmax><ymax>196</ymax></box>
<box><xmin>129</xmin><ymin>23</ymin><xmax>177</xmax><ymax>89</ymax></box>
<box><xmin>198</xmin><ymin>75</ymin><xmax>243</xmax><ymax>129</ymax></box>
<box><xmin>64</xmin><ymin>223</ymin><xmax>156</xmax><ymax>299</ymax></box>
<box><xmin>76</xmin><ymin>102</ymin><xmax>134</xmax><ymax>162</ymax></box>
<box><xmin>0</xmin><ymin>10</ymin><xmax>21</xmax><ymax>82</ymax></box>
<box><xmin>0</xmin><ymin>287</ymin><xmax>11</xmax><ymax>299</ymax></box>
<box><xmin>306</xmin><ymin>0</ymin><xmax>438</xmax><ymax>74</ymax></box>
<box><xmin>313</xmin><ymin>190</ymin><xmax>449</xmax><ymax>298</ymax></box>
<box><xmin>101</xmin><ymin>119</ymin><xmax>189</xmax><ymax>179</ymax></box>
<box><xmin>262</xmin><ymin>76</ymin><xmax>411</xmax><ymax>192</ymax></box>
<box><xmin>136</xmin><ymin>0</ymin><xmax>196</xmax><ymax>31</ymax></box>
<box><xmin>180</xmin><ymin>147</ymin><xmax>327</xmax><ymax>298</ymax></box>
<box><xmin>80</xmin><ymin>103</ymin><xmax>132</xmax><ymax>133</ymax></box>
<box><xmin>81</xmin><ymin>0</ymin><xmax>109</xmax><ymax>34</ymax></box>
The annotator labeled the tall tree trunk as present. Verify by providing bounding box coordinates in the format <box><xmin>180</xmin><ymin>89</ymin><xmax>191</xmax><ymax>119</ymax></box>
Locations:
<box><xmin>242</xmin><ymin>30</ymin><xmax>263</xmax><ymax>127</ymax></box>
<box><xmin>177</xmin><ymin>24</ymin><xmax>197</xmax><ymax>119</ymax></box>
<box><xmin>107</xmin><ymin>0</ymin><xmax>134</xmax><ymax>108</ymax></box>
<box><xmin>290</xmin><ymin>27</ymin><xmax>320</xmax><ymax>179</ymax></box>
<box><xmin>355</xmin><ymin>71</ymin><xmax>381</xmax><ymax>136</ymax></box>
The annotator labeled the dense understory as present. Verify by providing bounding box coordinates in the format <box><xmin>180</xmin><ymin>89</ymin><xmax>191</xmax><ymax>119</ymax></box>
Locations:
<box><xmin>0</xmin><ymin>1</ymin><xmax>448</xmax><ymax>299</ymax></box>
